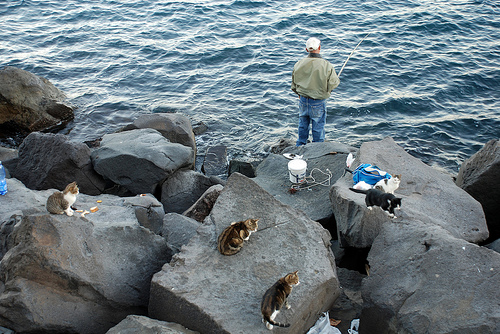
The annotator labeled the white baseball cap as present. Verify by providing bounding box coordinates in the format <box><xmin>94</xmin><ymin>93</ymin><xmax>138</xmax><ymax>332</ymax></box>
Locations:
<box><xmin>306</xmin><ymin>37</ymin><xmax>321</xmax><ymax>51</ymax></box>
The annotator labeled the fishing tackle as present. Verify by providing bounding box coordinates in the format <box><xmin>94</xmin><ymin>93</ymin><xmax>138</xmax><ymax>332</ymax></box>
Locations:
<box><xmin>338</xmin><ymin>32</ymin><xmax>371</xmax><ymax>77</ymax></box>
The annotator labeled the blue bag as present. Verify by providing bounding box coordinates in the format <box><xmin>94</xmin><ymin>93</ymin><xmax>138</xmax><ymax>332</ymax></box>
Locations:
<box><xmin>352</xmin><ymin>163</ymin><xmax>391</xmax><ymax>186</ymax></box>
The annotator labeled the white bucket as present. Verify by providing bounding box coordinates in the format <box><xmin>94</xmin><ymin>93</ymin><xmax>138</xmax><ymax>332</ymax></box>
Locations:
<box><xmin>288</xmin><ymin>159</ymin><xmax>307</xmax><ymax>183</ymax></box>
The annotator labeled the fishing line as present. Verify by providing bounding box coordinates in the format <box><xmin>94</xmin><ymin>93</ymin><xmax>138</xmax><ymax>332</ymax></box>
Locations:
<box><xmin>337</xmin><ymin>32</ymin><xmax>371</xmax><ymax>77</ymax></box>
<box><xmin>290</xmin><ymin>167</ymin><xmax>333</xmax><ymax>192</ymax></box>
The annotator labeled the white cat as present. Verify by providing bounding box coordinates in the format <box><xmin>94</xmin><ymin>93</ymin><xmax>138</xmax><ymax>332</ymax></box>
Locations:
<box><xmin>374</xmin><ymin>174</ymin><xmax>401</xmax><ymax>194</ymax></box>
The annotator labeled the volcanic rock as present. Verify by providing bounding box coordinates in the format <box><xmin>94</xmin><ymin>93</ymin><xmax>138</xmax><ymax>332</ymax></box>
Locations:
<box><xmin>121</xmin><ymin>113</ymin><xmax>197</xmax><ymax>156</ymax></box>
<box><xmin>0</xmin><ymin>179</ymin><xmax>170</xmax><ymax>334</ymax></box>
<box><xmin>161</xmin><ymin>169</ymin><xmax>224</xmax><ymax>214</ymax></box>
<box><xmin>91</xmin><ymin>128</ymin><xmax>194</xmax><ymax>195</ymax></box>
<box><xmin>253</xmin><ymin>141</ymin><xmax>357</xmax><ymax>222</ymax></box>
<box><xmin>9</xmin><ymin>132</ymin><xmax>108</xmax><ymax>195</ymax></box>
<box><xmin>360</xmin><ymin>221</ymin><xmax>500</xmax><ymax>333</ymax></box>
<box><xmin>0</xmin><ymin>66</ymin><xmax>74</xmax><ymax>132</ymax></box>
<box><xmin>456</xmin><ymin>138</ymin><xmax>500</xmax><ymax>242</ymax></box>
<box><xmin>330</xmin><ymin>137</ymin><xmax>488</xmax><ymax>248</ymax></box>
<box><xmin>106</xmin><ymin>315</ymin><xmax>198</xmax><ymax>334</ymax></box>
<box><xmin>149</xmin><ymin>173</ymin><xmax>339</xmax><ymax>334</ymax></box>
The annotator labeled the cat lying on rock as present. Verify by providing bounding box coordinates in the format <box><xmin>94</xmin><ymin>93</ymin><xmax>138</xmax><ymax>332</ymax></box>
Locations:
<box><xmin>217</xmin><ymin>218</ymin><xmax>259</xmax><ymax>255</ymax></box>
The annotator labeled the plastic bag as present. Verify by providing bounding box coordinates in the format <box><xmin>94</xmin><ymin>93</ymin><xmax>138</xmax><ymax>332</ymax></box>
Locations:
<box><xmin>306</xmin><ymin>312</ymin><xmax>341</xmax><ymax>334</ymax></box>
<box><xmin>352</xmin><ymin>163</ymin><xmax>391</xmax><ymax>186</ymax></box>
<box><xmin>347</xmin><ymin>319</ymin><xmax>360</xmax><ymax>334</ymax></box>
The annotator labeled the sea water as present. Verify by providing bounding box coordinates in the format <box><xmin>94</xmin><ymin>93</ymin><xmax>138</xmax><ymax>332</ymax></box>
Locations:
<box><xmin>1</xmin><ymin>0</ymin><xmax>499</xmax><ymax>174</ymax></box>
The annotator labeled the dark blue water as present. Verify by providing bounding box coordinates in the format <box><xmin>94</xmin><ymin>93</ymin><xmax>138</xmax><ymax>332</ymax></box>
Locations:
<box><xmin>1</xmin><ymin>0</ymin><xmax>499</xmax><ymax>174</ymax></box>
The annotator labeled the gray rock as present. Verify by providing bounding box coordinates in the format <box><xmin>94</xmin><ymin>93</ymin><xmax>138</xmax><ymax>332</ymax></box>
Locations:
<box><xmin>161</xmin><ymin>213</ymin><xmax>200</xmax><ymax>255</ymax></box>
<box><xmin>0</xmin><ymin>146</ymin><xmax>17</xmax><ymax>162</ymax></box>
<box><xmin>0</xmin><ymin>178</ymin><xmax>47</xmax><ymax>225</ymax></box>
<box><xmin>192</xmin><ymin>121</ymin><xmax>208</xmax><ymax>136</ymax></box>
<box><xmin>9</xmin><ymin>132</ymin><xmax>108</xmax><ymax>195</ymax></box>
<box><xmin>329</xmin><ymin>268</ymin><xmax>364</xmax><ymax>334</ymax></box>
<box><xmin>149</xmin><ymin>173</ymin><xmax>339</xmax><ymax>334</ymax></box>
<box><xmin>456</xmin><ymin>139</ymin><xmax>500</xmax><ymax>241</ymax></box>
<box><xmin>0</xmin><ymin>326</ymin><xmax>14</xmax><ymax>334</ymax></box>
<box><xmin>202</xmin><ymin>145</ymin><xmax>228</xmax><ymax>177</ymax></box>
<box><xmin>0</xmin><ymin>178</ymin><xmax>170</xmax><ymax>334</ymax></box>
<box><xmin>330</xmin><ymin>137</ymin><xmax>488</xmax><ymax>248</ymax></box>
<box><xmin>486</xmin><ymin>238</ymin><xmax>500</xmax><ymax>253</ymax></box>
<box><xmin>121</xmin><ymin>113</ymin><xmax>197</xmax><ymax>155</ymax></box>
<box><xmin>360</xmin><ymin>221</ymin><xmax>500</xmax><ymax>334</ymax></box>
<box><xmin>123</xmin><ymin>194</ymin><xmax>165</xmax><ymax>234</ymax></box>
<box><xmin>228</xmin><ymin>159</ymin><xmax>257</xmax><ymax>178</ymax></box>
<box><xmin>254</xmin><ymin>141</ymin><xmax>357</xmax><ymax>222</ymax></box>
<box><xmin>106</xmin><ymin>315</ymin><xmax>199</xmax><ymax>334</ymax></box>
<box><xmin>183</xmin><ymin>184</ymin><xmax>224</xmax><ymax>222</ymax></box>
<box><xmin>269</xmin><ymin>137</ymin><xmax>295</xmax><ymax>154</ymax></box>
<box><xmin>161</xmin><ymin>169</ymin><xmax>224</xmax><ymax>214</ymax></box>
<box><xmin>0</xmin><ymin>66</ymin><xmax>74</xmax><ymax>132</ymax></box>
<box><xmin>91</xmin><ymin>128</ymin><xmax>194</xmax><ymax>195</ymax></box>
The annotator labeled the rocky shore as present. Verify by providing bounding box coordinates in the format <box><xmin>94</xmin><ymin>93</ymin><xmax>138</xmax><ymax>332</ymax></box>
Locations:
<box><xmin>1</xmin><ymin>67</ymin><xmax>500</xmax><ymax>334</ymax></box>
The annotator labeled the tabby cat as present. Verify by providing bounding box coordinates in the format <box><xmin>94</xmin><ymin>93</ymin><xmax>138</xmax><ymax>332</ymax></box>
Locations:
<box><xmin>374</xmin><ymin>174</ymin><xmax>401</xmax><ymax>194</ymax></box>
<box><xmin>217</xmin><ymin>218</ymin><xmax>259</xmax><ymax>255</ymax></box>
<box><xmin>46</xmin><ymin>181</ymin><xmax>79</xmax><ymax>216</ymax></box>
<box><xmin>350</xmin><ymin>188</ymin><xmax>402</xmax><ymax>218</ymax></box>
<box><xmin>261</xmin><ymin>271</ymin><xmax>300</xmax><ymax>330</ymax></box>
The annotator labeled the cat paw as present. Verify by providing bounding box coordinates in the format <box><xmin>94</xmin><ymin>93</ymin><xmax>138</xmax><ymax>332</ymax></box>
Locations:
<box><xmin>66</xmin><ymin>210</ymin><xmax>74</xmax><ymax>217</ymax></box>
<box><xmin>266</xmin><ymin>323</ymin><xmax>273</xmax><ymax>330</ymax></box>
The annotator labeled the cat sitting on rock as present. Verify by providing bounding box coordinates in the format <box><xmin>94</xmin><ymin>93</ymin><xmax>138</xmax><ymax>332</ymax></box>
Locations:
<box><xmin>350</xmin><ymin>174</ymin><xmax>402</xmax><ymax>218</ymax></box>
<box><xmin>46</xmin><ymin>181</ymin><xmax>79</xmax><ymax>216</ymax></box>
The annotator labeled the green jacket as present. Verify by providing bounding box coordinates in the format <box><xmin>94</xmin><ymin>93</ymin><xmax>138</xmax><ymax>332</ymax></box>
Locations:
<box><xmin>291</xmin><ymin>53</ymin><xmax>340</xmax><ymax>100</ymax></box>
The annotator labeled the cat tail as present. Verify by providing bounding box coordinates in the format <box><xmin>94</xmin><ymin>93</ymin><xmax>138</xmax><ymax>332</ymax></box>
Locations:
<box><xmin>349</xmin><ymin>188</ymin><xmax>368</xmax><ymax>194</ymax></box>
<box><xmin>263</xmin><ymin>314</ymin><xmax>290</xmax><ymax>328</ymax></box>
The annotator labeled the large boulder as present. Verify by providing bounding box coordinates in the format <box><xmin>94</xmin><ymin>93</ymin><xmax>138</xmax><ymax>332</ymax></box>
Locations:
<box><xmin>9</xmin><ymin>132</ymin><xmax>108</xmax><ymax>195</ymax></box>
<box><xmin>182</xmin><ymin>184</ymin><xmax>224</xmax><ymax>222</ymax></box>
<box><xmin>123</xmin><ymin>194</ymin><xmax>165</xmax><ymax>234</ymax></box>
<box><xmin>360</xmin><ymin>220</ymin><xmax>500</xmax><ymax>333</ymax></box>
<box><xmin>330</xmin><ymin>137</ymin><xmax>488</xmax><ymax>248</ymax></box>
<box><xmin>106</xmin><ymin>315</ymin><xmax>198</xmax><ymax>334</ymax></box>
<box><xmin>121</xmin><ymin>113</ymin><xmax>197</xmax><ymax>155</ymax></box>
<box><xmin>91</xmin><ymin>128</ymin><xmax>195</xmax><ymax>195</ymax></box>
<box><xmin>253</xmin><ymin>141</ymin><xmax>357</xmax><ymax>222</ymax></box>
<box><xmin>456</xmin><ymin>139</ymin><xmax>500</xmax><ymax>242</ymax></box>
<box><xmin>0</xmin><ymin>146</ymin><xmax>17</xmax><ymax>162</ymax></box>
<box><xmin>161</xmin><ymin>169</ymin><xmax>224</xmax><ymax>214</ymax></box>
<box><xmin>0</xmin><ymin>66</ymin><xmax>74</xmax><ymax>132</ymax></box>
<box><xmin>149</xmin><ymin>173</ymin><xmax>339</xmax><ymax>334</ymax></box>
<box><xmin>0</xmin><ymin>178</ymin><xmax>170</xmax><ymax>334</ymax></box>
<box><xmin>161</xmin><ymin>213</ymin><xmax>201</xmax><ymax>255</ymax></box>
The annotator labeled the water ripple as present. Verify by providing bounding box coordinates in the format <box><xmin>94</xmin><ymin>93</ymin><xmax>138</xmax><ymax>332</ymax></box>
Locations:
<box><xmin>1</xmin><ymin>0</ymin><xmax>499</xmax><ymax>174</ymax></box>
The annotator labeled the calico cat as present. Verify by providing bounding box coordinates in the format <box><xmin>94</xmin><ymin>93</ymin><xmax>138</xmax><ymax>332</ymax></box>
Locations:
<box><xmin>374</xmin><ymin>174</ymin><xmax>401</xmax><ymax>194</ymax></box>
<box><xmin>350</xmin><ymin>188</ymin><xmax>401</xmax><ymax>218</ymax></box>
<box><xmin>46</xmin><ymin>182</ymin><xmax>79</xmax><ymax>216</ymax></box>
<box><xmin>261</xmin><ymin>271</ymin><xmax>300</xmax><ymax>330</ymax></box>
<box><xmin>217</xmin><ymin>218</ymin><xmax>259</xmax><ymax>255</ymax></box>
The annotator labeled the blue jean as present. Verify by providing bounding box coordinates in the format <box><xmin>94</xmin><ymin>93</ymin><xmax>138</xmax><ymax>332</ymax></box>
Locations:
<box><xmin>296</xmin><ymin>96</ymin><xmax>327</xmax><ymax>146</ymax></box>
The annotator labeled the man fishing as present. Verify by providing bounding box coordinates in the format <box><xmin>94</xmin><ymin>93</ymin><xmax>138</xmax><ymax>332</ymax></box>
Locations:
<box><xmin>291</xmin><ymin>37</ymin><xmax>340</xmax><ymax>147</ymax></box>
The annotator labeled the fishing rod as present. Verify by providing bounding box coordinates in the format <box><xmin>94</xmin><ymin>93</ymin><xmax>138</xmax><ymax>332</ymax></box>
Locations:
<box><xmin>337</xmin><ymin>32</ymin><xmax>371</xmax><ymax>77</ymax></box>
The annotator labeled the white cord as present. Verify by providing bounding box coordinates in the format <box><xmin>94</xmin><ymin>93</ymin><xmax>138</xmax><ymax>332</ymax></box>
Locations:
<box><xmin>291</xmin><ymin>168</ymin><xmax>333</xmax><ymax>191</ymax></box>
